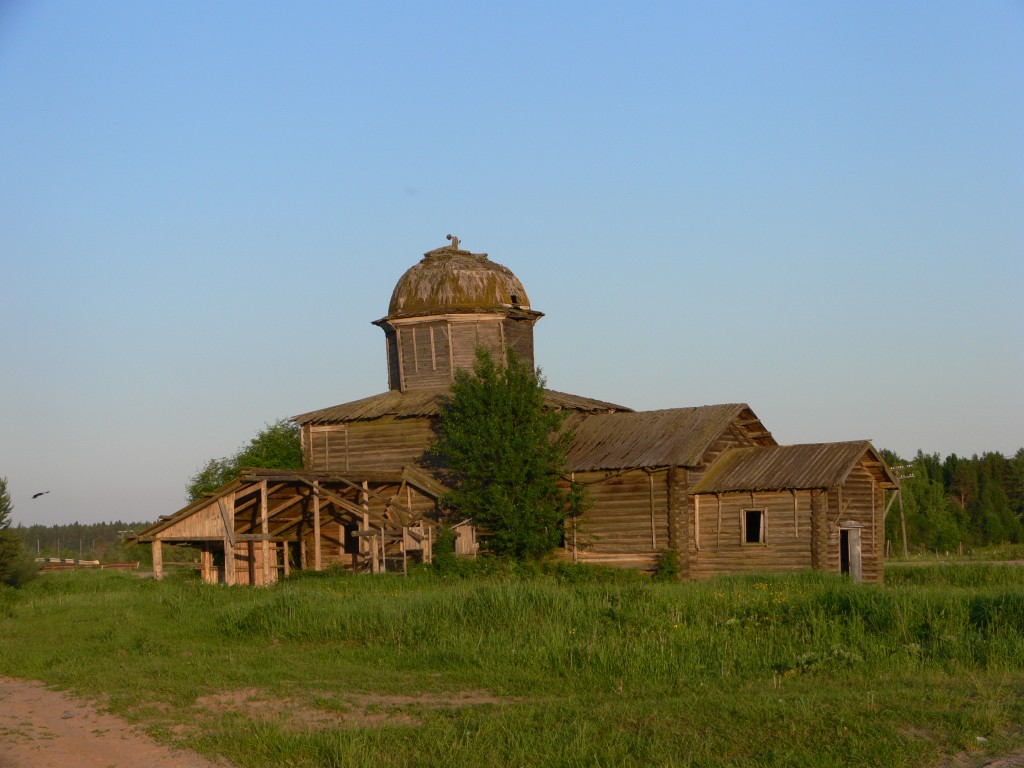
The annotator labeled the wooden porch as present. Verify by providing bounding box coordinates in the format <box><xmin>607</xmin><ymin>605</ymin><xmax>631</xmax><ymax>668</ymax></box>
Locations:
<box><xmin>135</xmin><ymin>467</ymin><xmax>449</xmax><ymax>585</ymax></box>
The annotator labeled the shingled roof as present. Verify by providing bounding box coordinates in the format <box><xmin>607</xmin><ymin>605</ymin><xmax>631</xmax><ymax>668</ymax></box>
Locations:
<box><xmin>564</xmin><ymin>404</ymin><xmax>773</xmax><ymax>472</ymax></box>
<box><xmin>690</xmin><ymin>441</ymin><xmax>899</xmax><ymax>494</ymax></box>
<box><xmin>293</xmin><ymin>388</ymin><xmax>629</xmax><ymax>425</ymax></box>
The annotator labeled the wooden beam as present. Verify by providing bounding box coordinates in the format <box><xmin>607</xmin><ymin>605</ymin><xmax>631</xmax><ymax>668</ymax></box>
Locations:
<box><xmin>299</xmin><ymin>479</ymin><xmax>393</xmax><ymax>529</ymax></box>
<box><xmin>224</xmin><ymin>538</ymin><xmax>236</xmax><ymax>585</ymax></box>
<box><xmin>267</xmin><ymin>493</ymin><xmax>306</xmax><ymax>520</ymax></box>
<box><xmin>401</xmin><ymin>466</ymin><xmax>450</xmax><ymax>500</ymax></box>
<box><xmin>313</xmin><ymin>481</ymin><xmax>322</xmax><ymax>571</ymax></box>
<box><xmin>218</xmin><ymin>495</ymin><xmax>236</xmax><ymax>547</ymax></box>
<box><xmin>152</xmin><ymin>541</ymin><xmax>163</xmax><ymax>580</ymax></box>
<box><xmin>260</xmin><ymin>480</ymin><xmax>270</xmax><ymax>586</ymax></box>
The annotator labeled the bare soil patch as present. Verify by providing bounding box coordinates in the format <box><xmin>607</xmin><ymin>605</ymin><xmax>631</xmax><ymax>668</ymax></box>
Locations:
<box><xmin>0</xmin><ymin>676</ymin><xmax>228</xmax><ymax>768</ymax></box>
<box><xmin>193</xmin><ymin>686</ymin><xmax>507</xmax><ymax>731</ymax></box>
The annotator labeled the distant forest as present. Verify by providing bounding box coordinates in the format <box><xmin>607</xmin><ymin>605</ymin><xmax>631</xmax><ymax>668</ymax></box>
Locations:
<box><xmin>882</xmin><ymin>448</ymin><xmax>1024</xmax><ymax>553</ymax></box>
<box><xmin>13</xmin><ymin>448</ymin><xmax>1024</xmax><ymax>562</ymax></box>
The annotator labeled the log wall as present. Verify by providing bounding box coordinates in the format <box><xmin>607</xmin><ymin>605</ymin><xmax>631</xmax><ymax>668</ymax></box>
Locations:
<box><xmin>567</xmin><ymin>469</ymin><xmax>668</xmax><ymax>568</ymax></box>
<box><xmin>304</xmin><ymin>417</ymin><xmax>435</xmax><ymax>474</ymax></box>
<box><xmin>689</xmin><ymin>472</ymin><xmax>885</xmax><ymax>582</ymax></box>
<box><xmin>824</xmin><ymin>466</ymin><xmax>885</xmax><ymax>584</ymax></box>
<box><xmin>689</xmin><ymin>490</ymin><xmax>815</xmax><ymax>578</ymax></box>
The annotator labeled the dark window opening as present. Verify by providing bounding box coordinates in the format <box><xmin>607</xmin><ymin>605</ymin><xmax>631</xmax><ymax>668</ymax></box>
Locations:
<box><xmin>343</xmin><ymin>523</ymin><xmax>360</xmax><ymax>555</ymax></box>
<box><xmin>743</xmin><ymin>509</ymin><xmax>766</xmax><ymax>545</ymax></box>
<box><xmin>840</xmin><ymin>529</ymin><xmax>850</xmax><ymax>575</ymax></box>
<box><xmin>510</xmin><ymin>294</ymin><xmax>519</xmax><ymax>305</ymax></box>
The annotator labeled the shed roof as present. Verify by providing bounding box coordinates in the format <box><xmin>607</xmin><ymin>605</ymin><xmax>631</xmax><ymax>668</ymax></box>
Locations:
<box><xmin>293</xmin><ymin>388</ymin><xmax>629</xmax><ymax>425</ymax></box>
<box><xmin>564</xmin><ymin>404</ymin><xmax>773</xmax><ymax>472</ymax></box>
<box><xmin>690</xmin><ymin>441</ymin><xmax>898</xmax><ymax>494</ymax></box>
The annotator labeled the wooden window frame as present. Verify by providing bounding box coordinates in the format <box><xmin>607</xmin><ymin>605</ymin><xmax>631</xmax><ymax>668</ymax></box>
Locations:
<box><xmin>742</xmin><ymin>508</ymin><xmax>767</xmax><ymax>546</ymax></box>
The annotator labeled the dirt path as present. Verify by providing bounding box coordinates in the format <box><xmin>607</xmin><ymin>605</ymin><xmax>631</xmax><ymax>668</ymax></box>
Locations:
<box><xmin>0</xmin><ymin>676</ymin><xmax>229</xmax><ymax>768</ymax></box>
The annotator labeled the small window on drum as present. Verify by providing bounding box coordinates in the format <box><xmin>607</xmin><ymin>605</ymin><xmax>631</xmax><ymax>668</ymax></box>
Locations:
<box><xmin>743</xmin><ymin>509</ymin><xmax>766</xmax><ymax>545</ymax></box>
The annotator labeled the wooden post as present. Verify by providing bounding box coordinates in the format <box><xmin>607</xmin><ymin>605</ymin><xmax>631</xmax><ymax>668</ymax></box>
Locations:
<box><xmin>313</xmin><ymin>481</ymin><xmax>322</xmax><ymax>571</ymax></box>
<box><xmin>898</xmin><ymin>489</ymin><xmax>908</xmax><ymax>558</ymax></box>
<box><xmin>151</xmin><ymin>540</ymin><xmax>163</xmax><ymax>580</ymax></box>
<box><xmin>282</xmin><ymin>541</ymin><xmax>290</xmax><ymax>578</ymax></box>
<box><xmin>224</xmin><ymin>539</ymin><xmax>236</xmax><ymax>585</ymax></box>
<box><xmin>200</xmin><ymin>545</ymin><xmax>213</xmax><ymax>583</ymax></box>
<box><xmin>360</xmin><ymin>481</ymin><xmax>370</xmax><ymax>570</ymax></box>
<box><xmin>260</xmin><ymin>480</ymin><xmax>270</xmax><ymax>586</ymax></box>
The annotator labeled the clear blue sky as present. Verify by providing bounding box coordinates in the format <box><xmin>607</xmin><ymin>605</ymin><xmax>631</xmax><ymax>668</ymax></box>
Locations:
<box><xmin>2</xmin><ymin>1</ymin><xmax>1021</xmax><ymax>526</ymax></box>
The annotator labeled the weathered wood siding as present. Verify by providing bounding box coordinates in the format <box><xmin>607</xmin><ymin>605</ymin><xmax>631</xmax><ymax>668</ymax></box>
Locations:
<box><xmin>153</xmin><ymin>501</ymin><xmax>225</xmax><ymax>541</ymax></box>
<box><xmin>690</xmin><ymin>470</ymin><xmax>885</xmax><ymax>582</ymax></box>
<box><xmin>304</xmin><ymin>417</ymin><xmax>434</xmax><ymax>474</ymax></box>
<box><xmin>502</xmin><ymin>317</ymin><xmax>535</xmax><ymax>366</ymax></box>
<box><xmin>382</xmin><ymin>312</ymin><xmax>537</xmax><ymax>393</ymax></box>
<box><xmin>683</xmin><ymin>426</ymin><xmax>763</xmax><ymax>573</ymax></box>
<box><xmin>398</xmin><ymin>321</ymin><xmax>453</xmax><ymax>391</ymax></box>
<box><xmin>689</xmin><ymin>490</ymin><xmax>814</xmax><ymax>578</ymax></box>
<box><xmin>448</xmin><ymin>317</ymin><xmax>504</xmax><ymax>373</ymax></box>
<box><xmin>568</xmin><ymin>469</ymin><xmax>669</xmax><ymax>567</ymax></box>
<box><xmin>230</xmin><ymin>541</ymin><xmax>278</xmax><ymax>586</ymax></box>
<box><xmin>825</xmin><ymin>465</ymin><xmax>885</xmax><ymax>583</ymax></box>
<box><xmin>561</xmin><ymin>421</ymin><xmax>761</xmax><ymax>571</ymax></box>
<box><xmin>385</xmin><ymin>330</ymin><xmax>402</xmax><ymax>391</ymax></box>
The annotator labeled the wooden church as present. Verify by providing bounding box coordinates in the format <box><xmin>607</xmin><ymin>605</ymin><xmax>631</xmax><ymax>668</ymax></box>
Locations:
<box><xmin>136</xmin><ymin>238</ymin><xmax>899</xmax><ymax>584</ymax></box>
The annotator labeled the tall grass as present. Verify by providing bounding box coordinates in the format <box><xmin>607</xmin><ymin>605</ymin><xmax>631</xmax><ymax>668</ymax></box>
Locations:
<box><xmin>1</xmin><ymin>565</ymin><xmax>1023</xmax><ymax>767</ymax></box>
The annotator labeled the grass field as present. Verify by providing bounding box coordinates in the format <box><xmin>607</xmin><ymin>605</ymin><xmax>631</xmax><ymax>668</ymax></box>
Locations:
<box><xmin>1</xmin><ymin>562</ymin><xmax>1023</xmax><ymax>767</ymax></box>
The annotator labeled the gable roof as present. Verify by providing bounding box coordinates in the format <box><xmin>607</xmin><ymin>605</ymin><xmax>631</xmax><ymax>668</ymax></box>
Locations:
<box><xmin>564</xmin><ymin>404</ymin><xmax>773</xmax><ymax>472</ymax></box>
<box><xmin>690</xmin><ymin>441</ymin><xmax>898</xmax><ymax>494</ymax></box>
<box><xmin>293</xmin><ymin>388</ymin><xmax>629</xmax><ymax>425</ymax></box>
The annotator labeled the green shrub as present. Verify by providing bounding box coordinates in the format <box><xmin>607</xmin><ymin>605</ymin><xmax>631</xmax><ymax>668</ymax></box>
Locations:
<box><xmin>653</xmin><ymin>549</ymin><xmax>679</xmax><ymax>581</ymax></box>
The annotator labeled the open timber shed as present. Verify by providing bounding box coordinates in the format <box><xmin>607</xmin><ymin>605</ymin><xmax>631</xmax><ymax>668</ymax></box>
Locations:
<box><xmin>137</xmin><ymin>238</ymin><xmax>899</xmax><ymax>583</ymax></box>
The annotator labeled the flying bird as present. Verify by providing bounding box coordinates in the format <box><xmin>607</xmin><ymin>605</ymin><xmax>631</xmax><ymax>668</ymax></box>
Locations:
<box><xmin>32</xmin><ymin>491</ymin><xmax>50</xmax><ymax>499</ymax></box>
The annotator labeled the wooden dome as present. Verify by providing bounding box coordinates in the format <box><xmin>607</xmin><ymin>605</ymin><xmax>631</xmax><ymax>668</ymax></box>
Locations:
<box><xmin>386</xmin><ymin>243</ymin><xmax>531</xmax><ymax>320</ymax></box>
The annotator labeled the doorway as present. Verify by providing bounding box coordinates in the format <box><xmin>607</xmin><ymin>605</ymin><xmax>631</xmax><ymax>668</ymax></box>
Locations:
<box><xmin>839</xmin><ymin>527</ymin><xmax>862</xmax><ymax>582</ymax></box>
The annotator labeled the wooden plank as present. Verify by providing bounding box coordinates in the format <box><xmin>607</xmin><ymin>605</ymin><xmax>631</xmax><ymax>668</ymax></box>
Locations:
<box><xmin>151</xmin><ymin>541</ymin><xmax>163</xmax><ymax>580</ymax></box>
<box><xmin>224</xmin><ymin>536</ymin><xmax>236</xmax><ymax>585</ymax></box>
<box><xmin>218</xmin><ymin>495</ymin><xmax>236</xmax><ymax>547</ymax></box>
<box><xmin>260</xmin><ymin>480</ymin><xmax>270</xmax><ymax>586</ymax></box>
<box><xmin>313</xmin><ymin>481</ymin><xmax>322</xmax><ymax>571</ymax></box>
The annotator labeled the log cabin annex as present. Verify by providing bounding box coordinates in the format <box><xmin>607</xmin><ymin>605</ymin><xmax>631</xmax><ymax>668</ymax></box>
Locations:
<box><xmin>136</xmin><ymin>237</ymin><xmax>899</xmax><ymax>585</ymax></box>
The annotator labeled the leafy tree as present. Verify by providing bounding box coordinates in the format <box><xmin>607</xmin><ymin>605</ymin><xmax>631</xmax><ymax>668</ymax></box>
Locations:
<box><xmin>429</xmin><ymin>347</ymin><xmax>588</xmax><ymax>559</ymax></box>
<box><xmin>0</xmin><ymin>477</ymin><xmax>36</xmax><ymax>587</ymax></box>
<box><xmin>187</xmin><ymin>419</ymin><xmax>303</xmax><ymax>502</ymax></box>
